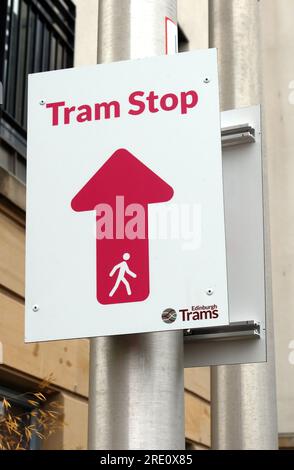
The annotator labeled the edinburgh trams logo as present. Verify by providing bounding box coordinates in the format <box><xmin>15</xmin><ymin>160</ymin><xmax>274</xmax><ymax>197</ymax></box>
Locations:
<box><xmin>161</xmin><ymin>305</ymin><xmax>220</xmax><ymax>325</ymax></box>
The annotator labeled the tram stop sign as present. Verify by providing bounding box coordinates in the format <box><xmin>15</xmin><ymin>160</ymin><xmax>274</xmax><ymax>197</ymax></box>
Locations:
<box><xmin>25</xmin><ymin>49</ymin><xmax>229</xmax><ymax>342</ymax></box>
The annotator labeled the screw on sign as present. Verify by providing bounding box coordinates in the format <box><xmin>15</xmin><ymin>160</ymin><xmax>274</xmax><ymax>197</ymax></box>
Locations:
<box><xmin>71</xmin><ymin>148</ymin><xmax>174</xmax><ymax>305</ymax></box>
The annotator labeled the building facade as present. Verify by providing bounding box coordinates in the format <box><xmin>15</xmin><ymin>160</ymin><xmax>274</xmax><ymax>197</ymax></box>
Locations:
<box><xmin>0</xmin><ymin>0</ymin><xmax>293</xmax><ymax>450</ymax></box>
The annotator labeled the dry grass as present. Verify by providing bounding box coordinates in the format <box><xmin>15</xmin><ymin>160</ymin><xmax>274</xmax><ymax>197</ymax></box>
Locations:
<box><xmin>0</xmin><ymin>375</ymin><xmax>64</xmax><ymax>450</ymax></box>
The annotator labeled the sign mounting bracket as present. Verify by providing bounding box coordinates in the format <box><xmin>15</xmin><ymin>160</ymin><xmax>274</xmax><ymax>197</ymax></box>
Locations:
<box><xmin>184</xmin><ymin>321</ymin><xmax>261</xmax><ymax>343</ymax></box>
<box><xmin>221</xmin><ymin>124</ymin><xmax>256</xmax><ymax>147</ymax></box>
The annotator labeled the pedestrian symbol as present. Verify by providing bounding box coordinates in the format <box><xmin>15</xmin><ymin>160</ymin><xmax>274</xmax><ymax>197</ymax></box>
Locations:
<box><xmin>109</xmin><ymin>253</ymin><xmax>137</xmax><ymax>297</ymax></box>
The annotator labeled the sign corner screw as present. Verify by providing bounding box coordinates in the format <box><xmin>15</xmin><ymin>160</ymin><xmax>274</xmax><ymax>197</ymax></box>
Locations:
<box><xmin>39</xmin><ymin>99</ymin><xmax>45</xmax><ymax>106</ymax></box>
<box><xmin>32</xmin><ymin>304</ymin><xmax>39</xmax><ymax>312</ymax></box>
<box><xmin>204</xmin><ymin>78</ymin><xmax>210</xmax><ymax>84</ymax></box>
<box><xmin>206</xmin><ymin>288</ymin><xmax>213</xmax><ymax>296</ymax></box>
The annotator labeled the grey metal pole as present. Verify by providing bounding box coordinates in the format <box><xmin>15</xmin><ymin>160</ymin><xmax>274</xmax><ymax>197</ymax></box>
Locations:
<box><xmin>209</xmin><ymin>0</ymin><xmax>278</xmax><ymax>450</ymax></box>
<box><xmin>88</xmin><ymin>0</ymin><xmax>185</xmax><ymax>450</ymax></box>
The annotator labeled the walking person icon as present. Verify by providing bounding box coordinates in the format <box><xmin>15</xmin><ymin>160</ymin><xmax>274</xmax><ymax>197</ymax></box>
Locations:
<box><xmin>109</xmin><ymin>253</ymin><xmax>137</xmax><ymax>297</ymax></box>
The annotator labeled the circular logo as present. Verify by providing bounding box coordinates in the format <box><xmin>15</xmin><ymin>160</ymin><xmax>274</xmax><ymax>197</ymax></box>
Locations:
<box><xmin>162</xmin><ymin>308</ymin><xmax>177</xmax><ymax>324</ymax></box>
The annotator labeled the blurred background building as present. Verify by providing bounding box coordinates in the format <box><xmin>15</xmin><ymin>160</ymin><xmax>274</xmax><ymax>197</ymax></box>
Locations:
<box><xmin>0</xmin><ymin>0</ymin><xmax>293</xmax><ymax>449</ymax></box>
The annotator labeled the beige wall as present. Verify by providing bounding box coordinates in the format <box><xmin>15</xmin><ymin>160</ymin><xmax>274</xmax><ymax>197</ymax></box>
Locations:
<box><xmin>260</xmin><ymin>0</ymin><xmax>294</xmax><ymax>434</ymax></box>
<box><xmin>178</xmin><ymin>0</ymin><xmax>208</xmax><ymax>50</ymax></box>
<box><xmin>73</xmin><ymin>0</ymin><xmax>99</xmax><ymax>66</ymax></box>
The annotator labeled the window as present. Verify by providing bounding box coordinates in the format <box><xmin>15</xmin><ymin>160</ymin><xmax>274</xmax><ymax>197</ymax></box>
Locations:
<box><xmin>0</xmin><ymin>385</ymin><xmax>41</xmax><ymax>450</ymax></box>
<box><xmin>0</xmin><ymin>0</ymin><xmax>76</xmax><ymax>183</ymax></box>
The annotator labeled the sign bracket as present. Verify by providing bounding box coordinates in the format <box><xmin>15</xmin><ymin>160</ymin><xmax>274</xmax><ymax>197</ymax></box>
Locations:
<box><xmin>184</xmin><ymin>106</ymin><xmax>266</xmax><ymax>367</ymax></box>
<box><xmin>221</xmin><ymin>124</ymin><xmax>256</xmax><ymax>147</ymax></box>
<box><xmin>184</xmin><ymin>120</ymin><xmax>259</xmax><ymax>348</ymax></box>
<box><xmin>184</xmin><ymin>320</ymin><xmax>260</xmax><ymax>343</ymax></box>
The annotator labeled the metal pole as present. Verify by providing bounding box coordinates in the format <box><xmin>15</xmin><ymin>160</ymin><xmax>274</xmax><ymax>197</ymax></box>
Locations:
<box><xmin>88</xmin><ymin>0</ymin><xmax>185</xmax><ymax>450</ymax></box>
<box><xmin>209</xmin><ymin>0</ymin><xmax>278</xmax><ymax>449</ymax></box>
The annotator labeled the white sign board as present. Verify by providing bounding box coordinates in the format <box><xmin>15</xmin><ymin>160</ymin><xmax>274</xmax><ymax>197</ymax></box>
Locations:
<box><xmin>184</xmin><ymin>105</ymin><xmax>267</xmax><ymax>367</ymax></box>
<box><xmin>25</xmin><ymin>50</ymin><xmax>229</xmax><ymax>342</ymax></box>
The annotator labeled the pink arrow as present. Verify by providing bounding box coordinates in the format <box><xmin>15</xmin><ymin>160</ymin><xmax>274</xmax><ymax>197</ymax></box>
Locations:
<box><xmin>71</xmin><ymin>148</ymin><xmax>174</xmax><ymax>305</ymax></box>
